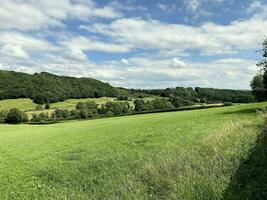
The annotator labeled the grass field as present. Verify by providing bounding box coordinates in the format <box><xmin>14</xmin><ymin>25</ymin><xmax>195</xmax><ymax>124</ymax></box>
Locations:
<box><xmin>0</xmin><ymin>98</ymin><xmax>38</xmax><ymax>111</ymax></box>
<box><xmin>0</xmin><ymin>97</ymin><xmax>158</xmax><ymax>112</ymax></box>
<box><xmin>0</xmin><ymin>102</ymin><xmax>266</xmax><ymax>199</ymax></box>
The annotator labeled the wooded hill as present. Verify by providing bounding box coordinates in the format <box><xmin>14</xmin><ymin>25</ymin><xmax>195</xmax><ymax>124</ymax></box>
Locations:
<box><xmin>0</xmin><ymin>70</ymin><xmax>255</xmax><ymax>104</ymax></box>
<box><xmin>0</xmin><ymin>70</ymin><xmax>118</xmax><ymax>104</ymax></box>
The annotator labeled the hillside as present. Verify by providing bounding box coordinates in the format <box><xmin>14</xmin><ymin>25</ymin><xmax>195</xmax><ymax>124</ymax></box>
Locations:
<box><xmin>0</xmin><ymin>70</ymin><xmax>255</xmax><ymax>106</ymax></box>
<box><xmin>0</xmin><ymin>70</ymin><xmax>118</xmax><ymax>103</ymax></box>
<box><xmin>0</xmin><ymin>102</ymin><xmax>266</xmax><ymax>199</ymax></box>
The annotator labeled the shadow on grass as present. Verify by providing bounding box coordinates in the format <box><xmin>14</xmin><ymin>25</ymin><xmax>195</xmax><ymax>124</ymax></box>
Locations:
<box><xmin>222</xmin><ymin>108</ymin><xmax>258</xmax><ymax>115</ymax></box>
<box><xmin>223</xmin><ymin>126</ymin><xmax>267</xmax><ymax>200</ymax></box>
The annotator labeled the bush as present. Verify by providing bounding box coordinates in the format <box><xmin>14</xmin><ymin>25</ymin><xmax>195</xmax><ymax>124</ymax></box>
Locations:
<box><xmin>45</xmin><ymin>102</ymin><xmax>50</xmax><ymax>109</ymax></box>
<box><xmin>151</xmin><ymin>98</ymin><xmax>174</xmax><ymax>110</ymax></box>
<box><xmin>52</xmin><ymin>109</ymin><xmax>70</xmax><ymax>120</ymax></box>
<box><xmin>76</xmin><ymin>101</ymin><xmax>98</xmax><ymax>111</ymax></box>
<box><xmin>117</xmin><ymin>96</ymin><xmax>128</xmax><ymax>100</ymax></box>
<box><xmin>31</xmin><ymin>112</ymin><xmax>50</xmax><ymax>123</ymax></box>
<box><xmin>36</xmin><ymin>105</ymin><xmax>43</xmax><ymax>110</ymax></box>
<box><xmin>224</xmin><ymin>102</ymin><xmax>233</xmax><ymax>106</ymax></box>
<box><xmin>0</xmin><ymin>110</ymin><xmax>8</xmax><ymax>123</ymax></box>
<box><xmin>105</xmin><ymin>101</ymin><xmax>131</xmax><ymax>115</ymax></box>
<box><xmin>170</xmin><ymin>97</ymin><xmax>193</xmax><ymax>108</ymax></box>
<box><xmin>134</xmin><ymin>99</ymin><xmax>146</xmax><ymax>112</ymax></box>
<box><xmin>5</xmin><ymin>108</ymin><xmax>28</xmax><ymax>124</ymax></box>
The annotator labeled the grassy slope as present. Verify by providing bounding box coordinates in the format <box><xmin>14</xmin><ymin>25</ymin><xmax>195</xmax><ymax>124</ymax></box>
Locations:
<box><xmin>0</xmin><ymin>102</ymin><xmax>266</xmax><ymax>199</ymax></box>
<box><xmin>0</xmin><ymin>97</ymin><xmax>158</xmax><ymax>111</ymax></box>
<box><xmin>0</xmin><ymin>98</ymin><xmax>38</xmax><ymax>111</ymax></box>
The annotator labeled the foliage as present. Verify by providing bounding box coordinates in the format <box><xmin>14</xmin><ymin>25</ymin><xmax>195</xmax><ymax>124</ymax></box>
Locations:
<box><xmin>250</xmin><ymin>74</ymin><xmax>266</xmax><ymax>102</ymax></box>
<box><xmin>0</xmin><ymin>110</ymin><xmax>8</xmax><ymax>123</ymax></box>
<box><xmin>170</xmin><ymin>97</ymin><xmax>194</xmax><ymax>108</ymax></box>
<box><xmin>0</xmin><ymin>70</ymin><xmax>118</xmax><ymax>103</ymax></box>
<box><xmin>195</xmin><ymin>87</ymin><xmax>255</xmax><ymax>103</ymax></box>
<box><xmin>45</xmin><ymin>102</ymin><xmax>50</xmax><ymax>109</ymax></box>
<box><xmin>4</xmin><ymin>108</ymin><xmax>28</xmax><ymax>124</ymax></box>
<box><xmin>31</xmin><ymin>112</ymin><xmax>50</xmax><ymax>123</ymax></box>
<box><xmin>104</xmin><ymin>101</ymin><xmax>131</xmax><ymax>115</ymax></box>
<box><xmin>256</xmin><ymin>37</ymin><xmax>267</xmax><ymax>98</ymax></box>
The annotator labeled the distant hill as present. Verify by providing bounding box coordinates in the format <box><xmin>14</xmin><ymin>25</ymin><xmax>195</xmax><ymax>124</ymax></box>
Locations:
<box><xmin>0</xmin><ymin>70</ymin><xmax>255</xmax><ymax>104</ymax></box>
<box><xmin>0</xmin><ymin>70</ymin><xmax>118</xmax><ymax>104</ymax></box>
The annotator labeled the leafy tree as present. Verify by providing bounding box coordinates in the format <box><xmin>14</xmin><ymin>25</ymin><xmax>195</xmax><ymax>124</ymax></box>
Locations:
<box><xmin>134</xmin><ymin>99</ymin><xmax>146</xmax><ymax>112</ymax></box>
<box><xmin>250</xmin><ymin>74</ymin><xmax>266</xmax><ymax>101</ymax></box>
<box><xmin>5</xmin><ymin>108</ymin><xmax>28</xmax><ymax>124</ymax></box>
<box><xmin>105</xmin><ymin>102</ymin><xmax>130</xmax><ymax>115</ymax></box>
<box><xmin>151</xmin><ymin>98</ymin><xmax>174</xmax><ymax>110</ymax></box>
<box><xmin>257</xmin><ymin>37</ymin><xmax>267</xmax><ymax>97</ymax></box>
<box><xmin>45</xmin><ymin>102</ymin><xmax>50</xmax><ymax>109</ymax></box>
<box><xmin>52</xmin><ymin>109</ymin><xmax>70</xmax><ymax>120</ymax></box>
<box><xmin>170</xmin><ymin>97</ymin><xmax>193</xmax><ymax>108</ymax></box>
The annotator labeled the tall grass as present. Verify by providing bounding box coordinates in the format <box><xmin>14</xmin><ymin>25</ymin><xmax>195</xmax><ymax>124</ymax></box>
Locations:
<box><xmin>0</xmin><ymin>102</ymin><xmax>266</xmax><ymax>199</ymax></box>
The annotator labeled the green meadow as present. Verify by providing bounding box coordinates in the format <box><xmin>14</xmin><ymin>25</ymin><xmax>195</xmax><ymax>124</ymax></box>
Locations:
<box><xmin>0</xmin><ymin>102</ymin><xmax>266</xmax><ymax>199</ymax></box>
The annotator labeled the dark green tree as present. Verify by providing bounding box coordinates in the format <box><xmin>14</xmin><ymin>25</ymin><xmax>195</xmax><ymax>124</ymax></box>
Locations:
<box><xmin>250</xmin><ymin>74</ymin><xmax>266</xmax><ymax>101</ymax></box>
<box><xmin>134</xmin><ymin>99</ymin><xmax>146</xmax><ymax>112</ymax></box>
<box><xmin>257</xmin><ymin>37</ymin><xmax>267</xmax><ymax>94</ymax></box>
<box><xmin>5</xmin><ymin>108</ymin><xmax>28</xmax><ymax>124</ymax></box>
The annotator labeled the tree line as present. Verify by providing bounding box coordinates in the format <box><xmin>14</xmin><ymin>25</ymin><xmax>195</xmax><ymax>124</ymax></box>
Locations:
<box><xmin>0</xmin><ymin>97</ymin><xmax>231</xmax><ymax>124</ymax></box>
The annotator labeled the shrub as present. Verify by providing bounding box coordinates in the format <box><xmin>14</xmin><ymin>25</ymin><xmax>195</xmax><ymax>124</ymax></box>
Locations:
<box><xmin>30</xmin><ymin>112</ymin><xmax>50</xmax><ymax>123</ymax></box>
<box><xmin>52</xmin><ymin>109</ymin><xmax>70</xmax><ymax>120</ymax></box>
<box><xmin>5</xmin><ymin>108</ymin><xmax>28</xmax><ymax>124</ymax></box>
<box><xmin>45</xmin><ymin>102</ymin><xmax>50</xmax><ymax>109</ymax></box>
<box><xmin>76</xmin><ymin>101</ymin><xmax>98</xmax><ymax>111</ymax></box>
<box><xmin>0</xmin><ymin>110</ymin><xmax>8</xmax><ymax>123</ymax></box>
<box><xmin>151</xmin><ymin>98</ymin><xmax>174</xmax><ymax>110</ymax></box>
<box><xmin>224</xmin><ymin>102</ymin><xmax>233</xmax><ymax>106</ymax></box>
<box><xmin>36</xmin><ymin>105</ymin><xmax>43</xmax><ymax>110</ymax></box>
<box><xmin>134</xmin><ymin>99</ymin><xmax>146</xmax><ymax>112</ymax></box>
<box><xmin>117</xmin><ymin>96</ymin><xmax>128</xmax><ymax>100</ymax></box>
<box><xmin>170</xmin><ymin>97</ymin><xmax>193</xmax><ymax>108</ymax></box>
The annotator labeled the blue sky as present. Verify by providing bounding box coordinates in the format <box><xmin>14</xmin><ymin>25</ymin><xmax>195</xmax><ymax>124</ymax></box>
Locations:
<box><xmin>0</xmin><ymin>0</ymin><xmax>267</xmax><ymax>89</ymax></box>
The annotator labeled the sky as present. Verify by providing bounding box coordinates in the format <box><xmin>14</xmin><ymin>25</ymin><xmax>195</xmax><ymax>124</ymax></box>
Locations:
<box><xmin>0</xmin><ymin>0</ymin><xmax>267</xmax><ymax>89</ymax></box>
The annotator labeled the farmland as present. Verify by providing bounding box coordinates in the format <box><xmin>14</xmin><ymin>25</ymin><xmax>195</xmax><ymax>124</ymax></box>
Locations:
<box><xmin>0</xmin><ymin>102</ymin><xmax>266</xmax><ymax>199</ymax></box>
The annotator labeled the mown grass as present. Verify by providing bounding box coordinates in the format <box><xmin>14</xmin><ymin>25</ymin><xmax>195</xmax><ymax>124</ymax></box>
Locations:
<box><xmin>0</xmin><ymin>97</ymin><xmax>159</xmax><ymax>112</ymax></box>
<box><xmin>0</xmin><ymin>102</ymin><xmax>266</xmax><ymax>199</ymax></box>
<box><xmin>0</xmin><ymin>98</ymin><xmax>38</xmax><ymax>111</ymax></box>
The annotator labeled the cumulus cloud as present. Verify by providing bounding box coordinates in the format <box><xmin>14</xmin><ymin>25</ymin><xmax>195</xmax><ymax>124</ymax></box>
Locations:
<box><xmin>121</xmin><ymin>58</ymin><xmax>129</xmax><ymax>65</ymax></box>
<box><xmin>86</xmin><ymin>14</ymin><xmax>267</xmax><ymax>56</ymax></box>
<box><xmin>0</xmin><ymin>0</ymin><xmax>121</xmax><ymax>30</ymax></box>
<box><xmin>0</xmin><ymin>44</ymin><xmax>29</xmax><ymax>59</ymax></box>
<box><xmin>172</xmin><ymin>58</ymin><xmax>186</xmax><ymax>68</ymax></box>
<box><xmin>63</xmin><ymin>49</ymin><xmax>88</xmax><ymax>62</ymax></box>
<box><xmin>0</xmin><ymin>31</ymin><xmax>58</xmax><ymax>52</ymax></box>
<box><xmin>60</xmin><ymin>36</ymin><xmax>131</xmax><ymax>53</ymax></box>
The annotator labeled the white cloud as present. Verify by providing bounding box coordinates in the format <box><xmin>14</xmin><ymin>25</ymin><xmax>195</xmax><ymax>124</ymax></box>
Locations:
<box><xmin>87</xmin><ymin>14</ymin><xmax>267</xmax><ymax>56</ymax></box>
<box><xmin>157</xmin><ymin>3</ymin><xmax>176</xmax><ymax>12</ymax></box>
<box><xmin>121</xmin><ymin>58</ymin><xmax>129</xmax><ymax>65</ymax></box>
<box><xmin>184</xmin><ymin>0</ymin><xmax>201</xmax><ymax>11</ymax></box>
<box><xmin>0</xmin><ymin>0</ymin><xmax>121</xmax><ymax>31</ymax></box>
<box><xmin>247</xmin><ymin>1</ymin><xmax>262</xmax><ymax>13</ymax></box>
<box><xmin>63</xmin><ymin>49</ymin><xmax>88</xmax><ymax>62</ymax></box>
<box><xmin>60</xmin><ymin>36</ymin><xmax>131</xmax><ymax>53</ymax></box>
<box><xmin>0</xmin><ymin>49</ymin><xmax>258</xmax><ymax>89</ymax></box>
<box><xmin>172</xmin><ymin>58</ymin><xmax>186</xmax><ymax>68</ymax></box>
<box><xmin>0</xmin><ymin>31</ymin><xmax>58</xmax><ymax>52</ymax></box>
<box><xmin>0</xmin><ymin>44</ymin><xmax>29</xmax><ymax>59</ymax></box>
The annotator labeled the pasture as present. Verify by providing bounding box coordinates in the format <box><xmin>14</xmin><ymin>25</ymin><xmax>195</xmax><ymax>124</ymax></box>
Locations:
<box><xmin>0</xmin><ymin>102</ymin><xmax>266</xmax><ymax>199</ymax></box>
